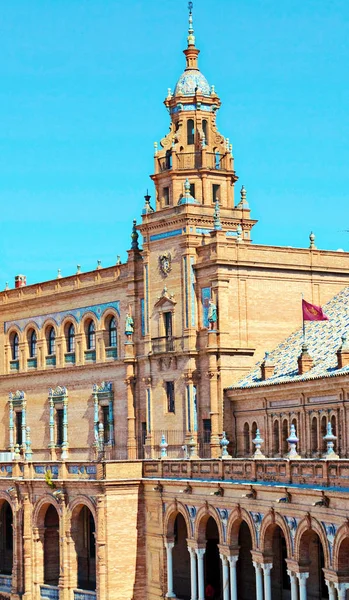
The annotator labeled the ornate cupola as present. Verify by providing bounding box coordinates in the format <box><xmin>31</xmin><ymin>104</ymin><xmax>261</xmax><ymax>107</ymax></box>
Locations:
<box><xmin>142</xmin><ymin>2</ymin><xmax>257</xmax><ymax>243</ymax></box>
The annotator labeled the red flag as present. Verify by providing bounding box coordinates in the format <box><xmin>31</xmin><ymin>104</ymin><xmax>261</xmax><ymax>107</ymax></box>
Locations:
<box><xmin>302</xmin><ymin>299</ymin><xmax>328</xmax><ymax>321</ymax></box>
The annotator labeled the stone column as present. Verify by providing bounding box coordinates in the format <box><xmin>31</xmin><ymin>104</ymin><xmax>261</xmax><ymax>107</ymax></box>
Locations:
<box><xmin>325</xmin><ymin>581</ymin><xmax>336</xmax><ymax>600</ymax></box>
<box><xmin>195</xmin><ymin>548</ymin><xmax>206</xmax><ymax>600</ymax></box>
<box><xmin>188</xmin><ymin>547</ymin><xmax>198</xmax><ymax>600</ymax></box>
<box><xmin>93</xmin><ymin>393</ymin><xmax>99</xmax><ymax>446</ymax></box>
<box><xmin>287</xmin><ymin>570</ymin><xmax>298</xmax><ymax>600</ymax></box>
<box><xmin>9</xmin><ymin>399</ymin><xmax>14</xmax><ymax>453</ymax></box>
<box><xmin>59</xmin><ymin>500</ymin><xmax>70</xmax><ymax>600</ymax></box>
<box><xmin>335</xmin><ymin>582</ymin><xmax>349</xmax><ymax>600</ymax></box>
<box><xmin>220</xmin><ymin>554</ymin><xmax>230</xmax><ymax>600</ymax></box>
<box><xmin>165</xmin><ymin>541</ymin><xmax>176</xmax><ymax>598</ymax></box>
<box><xmin>296</xmin><ymin>572</ymin><xmax>309</xmax><ymax>600</ymax></box>
<box><xmin>108</xmin><ymin>397</ymin><xmax>114</xmax><ymax>445</ymax></box>
<box><xmin>261</xmin><ymin>563</ymin><xmax>273</xmax><ymax>600</ymax></box>
<box><xmin>125</xmin><ymin>373</ymin><xmax>137</xmax><ymax>459</ymax></box>
<box><xmin>61</xmin><ymin>396</ymin><xmax>69</xmax><ymax>459</ymax></box>
<box><xmin>48</xmin><ymin>398</ymin><xmax>55</xmax><ymax>459</ymax></box>
<box><xmin>227</xmin><ymin>555</ymin><xmax>238</xmax><ymax>600</ymax></box>
<box><xmin>21</xmin><ymin>400</ymin><xmax>27</xmax><ymax>452</ymax></box>
<box><xmin>253</xmin><ymin>562</ymin><xmax>264</xmax><ymax>600</ymax></box>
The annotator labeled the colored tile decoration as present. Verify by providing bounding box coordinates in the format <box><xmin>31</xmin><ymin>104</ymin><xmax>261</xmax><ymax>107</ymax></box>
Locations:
<box><xmin>225</xmin><ymin>231</ymin><xmax>239</xmax><ymax>237</ymax></box>
<box><xmin>106</xmin><ymin>347</ymin><xmax>117</xmax><ymax>359</ymax></box>
<box><xmin>68</xmin><ymin>466</ymin><xmax>79</xmax><ymax>474</ymax></box>
<box><xmin>4</xmin><ymin>300</ymin><xmax>120</xmax><ymax>333</ymax></box>
<box><xmin>174</xmin><ymin>69</ymin><xmax>211</xmax><ymax>96</ymax></box>
<box><xmin>40</xmin><ymin>585</ymin><xmax>59</xmax><ymax>600</ymax></box>
<box><xmin>171</xmin><ymin>103</ymin><xmax>212</xmax><ymax>114</ymax></box>
<box><xmin>45</xmin><ymin>356</ymin><xmax>56</xmax><ymax>367</ymax></box>
<box><xmin>34</xmin><ymin>466</ymin><xmax>46</xmax><ymax>474</ymax></box>
<box><xmin>149</xmin><ymin>228</ymin><xmax>183</xmax><ymax>242</ymax></box>
<box><xmin>27</xmin><ymin>358</ymin><xmax>37</xmax><ymax>369</ymax></box>
<box><xmin>74</xmin><ymin>591</ymin><xmax>96</xmax><ymax>600</ymax></box>
<box><xmin>86</xmin><ymin>466</ymin><xmax>97</xmax><ymax>475</ymax></box>
<box><xmin>65</xmin><ymin>352</ymin><xmax>76</xmax><ymax>364</ymax></box>
<box><xmin>10</xmin><ymin>360</ymin><xmax>19</xmax><ymax>371</ymax></box>
<box><xmin>84</xmin><ymin>350</ymin><xmax>96</xmax><ymax>362</ymax></box>
<box><xmin>201</xmin><ymin>287</ymin><xmax>211</xmax><ymax>328</ymax></box>
<box><xmin>231</xmin><ymin>285</ymin><xmax>349</xmax><ymax>389</ymax></box>
<box><xmin>141</xmin><ymin>298</ymin><xmax>145</xmax><ymax>336</ymax></box>
<box><xmin>0</xmin><ymin>575</ymin><xmax>12</xmax><ymax>592</ymax></box>
<box><xmin>190</xmin><ymin>257</ymin><xmax>196</xmax><ymax>327</ymax></box>
<box><xmin>184</xmin><ymin>256</ymin><xmax>189</xmax><ymax>328</ymax></box>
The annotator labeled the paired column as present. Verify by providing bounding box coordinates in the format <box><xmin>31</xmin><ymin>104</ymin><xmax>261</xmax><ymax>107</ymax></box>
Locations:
<box><xmin>8</xmin><ymin>399</ymin><xmax>14</xmax><ymax>453</ymax></box>
<box><xmin>287</xmin><ymin>570</ymin><xmax>299</xmax><ymax>600</ymax></box>
<box><xmin>261</xmin><ymin>563</ymin><xmax>273</xmax><ymax>600</ymax></box>
<box><xmin>21</xmin><ymin>400</ymin><xmax>27</xmax><ymax>452</ymax></box>
<box><xmin>196</xmin><ymin>548</ymin><xmax>206</xmax><ymax>600</ymax></box>
<box><xmin>227</xmin><ymin>556</ymin><xmax>238</xmax><ymax>600</ymax></box>
<box><xmin>48</xmin><ymin>398</ymin><xmax>55</xmax><ymax>457</ymax></box>
<box><xmin>296</xmin><ymin>572</ymin><xmax>309</xmax><ymax>600</ymax></box>
<box><xmin>61</xmin><ymin>396</ymin><xmax>69</xmax><ymax>459</ymax></box>
<box><xmin>188</xmin><ymin>547</ymin><xmax>198</xmax><ymax>600</ymax></box>
<box><xmin>335</xmin><ymin>582</ymin><xmax>349</xmax><ymax>600</ymax></box>
<box><xmin>325</xmin><ymin>581</ymin><xmax>336</xmax><ymax>600</ymax></box>
<box><xmin>253</xmin><ymin>562</ymin><xmax>264</xmax><ymax>600</ymax></box>
<box><xmin>220</xmin><ymin>554</ymin><xmax>230</xmax><ymax>600</ymax></box>
<box><xmin>165</xmin><ymin>541</ymin><xmax>176</xmax><ymax>598</ymax></box>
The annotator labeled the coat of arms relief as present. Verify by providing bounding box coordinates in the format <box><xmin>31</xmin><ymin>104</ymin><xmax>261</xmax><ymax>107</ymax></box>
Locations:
<box><xmin>159</xmin><ymin>252</ymin><xmax>172</xmax><ymax>276</ymax></box>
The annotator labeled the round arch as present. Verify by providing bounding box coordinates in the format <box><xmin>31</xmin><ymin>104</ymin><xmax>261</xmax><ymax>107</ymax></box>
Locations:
<box><xmin>332</xmin><ymin>523</ymin><xmax>349</xmax><ymax>573</ymax></box>
<box><xmin>163</xmin><ymin>502</ymin><xmax>191</xmax><ymax>539</ymax></box>
<box><xmin>259</xmin><ymin>511</ymin><xmax>293</xmax><ymax>559</ymax></box>
<box><xmin>226</xmin><ymin>507</ymin><xmax>257</xmax><ymax>550</ymax></box>
<box><xmin>194</xmin><ymin>504</ymin><xmax>224</xmax><ymax>544</ymax></box>
<box><xmin>101</xmin><ymin>308</ymin><xmax>120</xmax><ymax>330</ymax></box>
<box><xmin>294</xmin><ymin>516</ymin><xmax>330</xmax><ymax>568</ymax></box>
<box><xmin>32</xmin><ymin>495</ymin><xmax>62</xmax><ymax>529</ymax></box>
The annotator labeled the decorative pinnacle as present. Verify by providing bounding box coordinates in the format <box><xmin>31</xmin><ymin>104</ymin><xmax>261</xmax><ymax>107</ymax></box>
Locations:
<box><xmin>187</xmin><ymin>1</ymin><xmax>195</xmax><ymax>47</ymax></box>
<box><xmin>184</xmin><ymin>178</ymin><xmax>191</xmax><ymax>198</ymax></box>
<box><xmin>131</xmin><ymin>219</ymin><xmax>139</xmax><ymax>250</ymax></box>
<box><xmin>142</xmin><ymin>190</ymin><xmax>155</xmax><ymax>215</ymax></box>
<box><xmin>309</xmin><ymin>231</ymin><xmax>316</xmax><ymax>249</ymax></box>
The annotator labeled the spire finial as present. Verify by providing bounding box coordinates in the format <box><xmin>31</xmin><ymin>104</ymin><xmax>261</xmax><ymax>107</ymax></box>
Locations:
<box><xmin>131</xmin><ymin>219</ymin><xmax>139</xmax><ymax>250</ymax></box>
<box><xmin>187</xmin><ymin>1</ymin><xmax>195</xmax><ymax>47</ymax></box>
<box><xmin>213</xmin><ymin>199</ymin><xmax>222</xmax><ymax>231</ymax></box>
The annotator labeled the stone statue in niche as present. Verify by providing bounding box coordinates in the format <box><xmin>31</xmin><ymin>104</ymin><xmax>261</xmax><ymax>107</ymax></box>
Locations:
<box><xmin>207</xmin><ymin>300</ymin><xmax>217</xmax><ymax>330</ymax></box>
<box><xmin>125</xmin><ymin>313</ymin><xmax>134</xmax><ymax>339</ymax></box>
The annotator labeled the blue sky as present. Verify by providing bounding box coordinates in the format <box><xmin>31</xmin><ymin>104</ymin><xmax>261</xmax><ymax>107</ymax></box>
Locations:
<box><xmin>1</xmin><ymin>0</ymin><xmax>348</xmax><ymax>285</ymax></box>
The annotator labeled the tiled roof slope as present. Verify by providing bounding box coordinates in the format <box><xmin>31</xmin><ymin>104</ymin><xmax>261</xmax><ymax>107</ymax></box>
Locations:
<box><xmin>228</xmin><ymin>287</ymin><xmax>349</xmax><ymax>390</ymax></box>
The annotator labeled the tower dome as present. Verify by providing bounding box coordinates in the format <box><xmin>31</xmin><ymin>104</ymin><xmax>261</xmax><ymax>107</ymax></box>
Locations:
<box><xmin>174</xmin><ymin>69</ymin><xmax>210</xmax><ymax>97</ymax></box>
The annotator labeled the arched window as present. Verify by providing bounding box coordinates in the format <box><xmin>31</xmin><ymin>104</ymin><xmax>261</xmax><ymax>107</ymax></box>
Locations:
<box><xmin>311</xmin><ymin>417</ymin><xmax>318</xmax><ymax>455</ymax></box>
<box><xmin>273</xmin><ymin>420</ymin><xmax>280</xmax><ymax>456</ymax></box>
<box><xmin>29</xmin><ymin>330</ymin><xmax>37</xmax><ymax>358</ymax></box>
<box><xmin>87</xmin><ymin>321</ymin><xmax>96</xmax><ymax>350</ymax></box>
<box><xmin>11</xmin><ymin>333</ymin><xmax>19</xmax><ymax>360</ymax></box>
<box><xmin>67</xmin><ymin>324</ymin><xmax>75</xmax><ymax>353</ymax></box>
<box><xmin>47</xmin><ymin>327</ymin><xmax>56</xmax><ymax>355</ymax></box>
<box><xmin>321</xmin><ymin>415</ymin><xmax>327</xmax><ymax>453</ymax></box>
<box><xmin>187</xmin><ymin>119</ymin><xmax>194</xmax><ymax>145</ymax></box>
<box><xmin>109</xmin><ymin>317</ymin><xmax>117</xmax><ymax>347</ymax></box>
<box><xmin>202</xmin><ymin>119</ymin><xmax>208</xmax><ymax>145</ymax></box>
<box><xmin>282</xmin><ymin>419</ymin><xmax>288</xmax><ymax>454</ymax></box>
<box><xmin>243</xmin><ymin>422</ymin><xmax>250</xmax><ymax>456</ymax></box>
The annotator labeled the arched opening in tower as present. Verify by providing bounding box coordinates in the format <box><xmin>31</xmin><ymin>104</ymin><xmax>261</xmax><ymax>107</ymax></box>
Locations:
<box><xmin>72</xmin><ymin>505</ymin><xmax>96</xmax><ymax>591</ymax></box>
<box><xmin>173</xmin><ymin>514</ymin><xmax>190</xmax><ymax>599</ymax></box>
<box><xmin>44</xmin><ymin>504</ymin><xmax>60</xmax><ymax>586</ymax></box>
<box><xmin>237</xmin><ymin>521</ymin><xmax>255</xmax><ymax>599</ymax></box>
<box><xmin>0</xmin><ymin>501</ymin><xmax>13</xmax><ymax>576</ymax></box>
<box><xmin>298</xmin><ymin>529</ymin><xmax>328</xmax><ymax>599</ymax></box>
<box><xmin>204</xmin><ymin>517</ymin><xmax>221</xmax><ymax>598</ymax></box>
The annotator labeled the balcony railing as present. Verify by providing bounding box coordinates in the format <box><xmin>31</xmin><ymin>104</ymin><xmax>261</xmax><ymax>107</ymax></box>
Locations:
<box><xmin>156</xmin><ymin>151</ymin><xmax>232</xmax><ymax>172</ymax></box>
<box><xmin>151</xmin><ymin>336</ymin><xmax>179</xmax><ymax>353</ymax></box>
<box><xmin>40</xmin><ymin>584</ymin><xmax>59</xmax><ymax>600</ymax></box>
<box><xmin>74</xmin><ymin>590</ymin><xmax>96</xmax><ymax>600</ymax></box>
<box><xmin>0</xmin><ymin>575</ymin><xmax>11</xmax><ymax>593</ymax></box>
<box><xmin>64</xmin><ymin>352</ymin><xmax>75</xmax><ymax>364</ymax></box>
<box><xmin>45</xmin><ymin>355</ymin><xmax>56</xmax><ymax>367</ymax></box>
<box><xmin>84</xmin><ymin>350</ymin><xmax>96</xmax><ymax>362</ymax></box>
<box><xmin>10</xmin><ymin>360</ymin><xmax>19</xmax><ymax>372</ymax></box>
<box><xmin>27</xmin><ymin>357</ymin><xmax>37</xmax><ymax>369</ymax></box>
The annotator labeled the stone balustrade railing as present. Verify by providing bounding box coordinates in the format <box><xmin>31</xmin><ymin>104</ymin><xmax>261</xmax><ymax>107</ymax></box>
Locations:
<box><xmin>0</xmin><ymin>458</ymin><xmax>348</xmax><ymax>489</ymax></box>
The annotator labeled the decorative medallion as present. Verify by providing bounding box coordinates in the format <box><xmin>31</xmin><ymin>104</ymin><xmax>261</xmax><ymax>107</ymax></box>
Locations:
<box><xmin>159</xmin><ymin>252</ymin><xmax>172</xmax><ymax>277</ymax></box>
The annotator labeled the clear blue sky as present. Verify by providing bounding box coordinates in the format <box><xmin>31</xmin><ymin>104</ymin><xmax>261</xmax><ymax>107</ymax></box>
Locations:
<box><xmin>1</xmin><ymin>0</ymin><xmax>348</xmax><ymax>286</ymax></box>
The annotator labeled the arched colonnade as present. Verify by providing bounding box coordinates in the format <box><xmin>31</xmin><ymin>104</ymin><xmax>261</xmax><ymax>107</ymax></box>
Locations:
<box><xmin>0</xmin><ymin>493</ymin><xmax>98</xmax><ymax>599</ymax></box>
<box><xmin>164</xmin><ymin>503</ymin><xmax>349</xmax><ymax>600</ymax></box>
